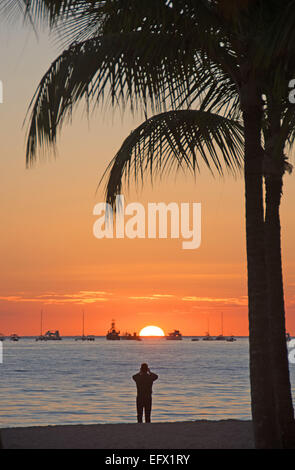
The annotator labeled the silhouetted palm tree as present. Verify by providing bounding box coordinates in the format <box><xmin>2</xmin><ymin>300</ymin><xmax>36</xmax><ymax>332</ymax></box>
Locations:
<box><xmin>3</xmin><ymin>0</ymin><xmax>295</xmax><ymax>448</ymax></box>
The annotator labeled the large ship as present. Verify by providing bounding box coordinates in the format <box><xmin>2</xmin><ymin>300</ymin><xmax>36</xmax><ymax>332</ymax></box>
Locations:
<box><xmin>166</xmin><ymin>329</ymin><xmax>182</xmax><ymax>340</ymax></box>
<box><xmin>121</xmin><ymin>331</ymin><xmax>142</xmax><ymax>341</ymax></box>
<box><xmin>106</xmin><ymin>320</ymin><xmax>120</xmax><ymax>340</ymax></box>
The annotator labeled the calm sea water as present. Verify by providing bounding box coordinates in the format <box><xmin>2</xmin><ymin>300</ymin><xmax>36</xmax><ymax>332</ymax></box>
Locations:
<box><xmin>1</xmin><ymin>337</ymin><xmax>295</xmax><ymax>428</ymax></box>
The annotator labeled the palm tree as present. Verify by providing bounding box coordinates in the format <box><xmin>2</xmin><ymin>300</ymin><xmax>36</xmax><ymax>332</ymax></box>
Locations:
<box><xmin>3</xmin><ymin>0</ymin><xmax>295</xmax><ymax>447</ymax></box>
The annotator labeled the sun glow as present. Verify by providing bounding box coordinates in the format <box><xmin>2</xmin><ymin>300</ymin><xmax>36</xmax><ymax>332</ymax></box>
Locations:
<box><xmin>139</xmin><ymin>325</ymin><xmax>165</xmax><ymax>337</ymax></box>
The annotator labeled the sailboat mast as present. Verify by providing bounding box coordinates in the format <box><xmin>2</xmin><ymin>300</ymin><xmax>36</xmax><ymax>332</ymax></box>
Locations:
<box><xmin>82</xmin><ymin>310</ymin><xmax>85</xmax><ymax>337</ymax></box>
<box><xmin>40</xmin><ymin>310</ymin><xmax>43</xmax><ymax>336</ymax></box>
<box><xmin>221</xmin><ymin>312</ymin><xmax>223</xmax><ymax>336</ymax></box>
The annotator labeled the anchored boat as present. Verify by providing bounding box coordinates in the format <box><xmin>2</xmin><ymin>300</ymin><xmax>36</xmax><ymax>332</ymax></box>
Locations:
<box><xmin>166</xmin><ymin>330</ymin><xmax>182</xmax><ymax>340</ymax></box>
<box><xmin>10</xmin><ymin>334</ymin><xmax>20</xmax><ymax>342</ymax></box>
<box><xmin>43</xmin><ymin>330</ymin><xmax>62</xmax><ymax>340</ymax></box>
<box><xmin>106</xmin><ymin>320</ymin><xmax>120</xmax><ymax>340</ymax></box>
<box><xmin>36</xmin><ymin>309</ymin><xmax>46</xmax><ymax>341</ymax></box>
<box><xmin>203</xmin><ymin>316</ymin><xmax>213</xmax><ymax>341</ymax></box>
<box><xmin>215</xmin><ymin>313</ymin><xmax>226</xmax><ymax>340</ymax></box>
<box><xmin>75</xmin><ymin>311</ymin><xmax>95</xmax><ymax>341</ymax></box>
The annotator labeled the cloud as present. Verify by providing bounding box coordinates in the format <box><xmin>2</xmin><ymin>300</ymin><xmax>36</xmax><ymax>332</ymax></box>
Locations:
<box><xmin>129</xmin><ymin>296</ymin><xmax>157</xmax><ymax>300</ymax></box>
<box><xmin>152</xmin><ymin>294</ymin><xmax>174</xmax><ymax>298</ymax></box>
<box><xmin>182</xmin><ymin>296</ymin><xmax>248</xmax><ymax>306</ymax></box>
<box><xmin>129</xmin><ymin>294</ymin><xmax>174</xmax><ymax>300</ymax></box>
<box><xmin>0</xmin><ymin>291</ymin><xmax>110</xmax><ymax>305</ymax></box>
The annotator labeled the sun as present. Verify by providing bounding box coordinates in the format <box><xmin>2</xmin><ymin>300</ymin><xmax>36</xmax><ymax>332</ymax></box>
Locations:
<box><xmin>139</xmin><ymin>325</ymin><xmax>165</xmax><ymax>337</ymax></box>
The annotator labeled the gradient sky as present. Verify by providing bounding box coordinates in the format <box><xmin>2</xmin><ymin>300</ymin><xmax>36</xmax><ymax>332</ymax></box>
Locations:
<box><xmin>1</xmin><ymin>19</ymin><xmax>295</xmax><ymax>336</ymax></box>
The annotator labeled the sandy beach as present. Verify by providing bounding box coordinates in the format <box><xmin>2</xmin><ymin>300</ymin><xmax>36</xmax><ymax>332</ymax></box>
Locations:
<box><xmin>1</xmin><ymin>420</ymin><xmax>254</xmax><ymax>449</ymax></box>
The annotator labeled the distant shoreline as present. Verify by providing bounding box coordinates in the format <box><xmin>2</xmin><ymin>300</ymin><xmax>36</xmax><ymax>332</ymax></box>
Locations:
<box><xmin>2</xmin><ymin>335</ymin><xmax>250</xmax><ymax>339</ymax></box>
<box><xmin>1</xmin><ymin>420</ymin><xmax>254</xmax><ymax>449</ymax></box>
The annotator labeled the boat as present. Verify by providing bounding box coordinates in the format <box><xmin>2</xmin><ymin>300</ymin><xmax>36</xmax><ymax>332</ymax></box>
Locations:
<box><xmin>75</xmin><ymin>335</ymin><xmax>95</xmax><ymax>341</ymax></box>
<box><xmin>166</xmin><ymin>330</ymin><xmax>182</xmax><ymax>340</ymax></box>
<box><xmin>43</xmin><ymin>330</ymin><xmax>62</xmax><ymax>340</ymax></box>
<box><xmin>85</xmin><ymin>335</ymin><xmax>95</xmax><ymax>341</ymax></box>
<box><xmin>106</xmin><ymin>320</ymin><xmax>120</xmax><ymax>340</ymax></box>
<box><xmin>0</xmin><ymin>333</ymin><xmax>5</xmax><ymax>341</ymax></box>
<box><xmin>10</xmin><ymin>334</ymin><xmax>20</xmax><ymax>342</ymax></box>
<box><xmin>203</xmin><ymin>316</ymin><xmax>214</xmax><ymax>341</ymax></box>
<box><xmin>215</xmin><ymin>312</ymin><xmax>226</xmax><ymax>340</ymax></box>
<box><xmin>75</xmin><ymin>311</ymin><xmax>95</xmax><ymax>341</ymax></box>
<box><xmin>226</xmin><ymin>336</ymin><xmax>237</xmax><ymax>342</ymax></box>
<box><xmin>191</xmin><ymin>338</ymin><xmax>199</xmax><ymax>341</ymax></box>
<box><xmin>121</xmin><ymin>331</ymin><xmax>142</xmax><ymax>341</ymax></box>
<box><xmin>34</xmin><ymin>310</ymin><xmax>62</xmax><ymax>341</ymax></box>
<box><xmin>36</xmin><ymin>310</ymin><xmax>46</xmax><ymax>341</ymax></box>
<box><xmin>202</xmin><ymin>332</ymin><xmax>214</xmax><ymax>341</ymax></box>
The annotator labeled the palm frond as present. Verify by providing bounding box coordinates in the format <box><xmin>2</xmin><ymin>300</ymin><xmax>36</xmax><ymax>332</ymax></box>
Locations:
<box><xmin>24</xmin><ymin>31</ymin><xmax>211</xmax><ymax>165</ymax></box>
<box><xmin>0</xmin><ymin>0</ymin><xmax>92</xmax><ymax>25</ymax></box>
<box><xmin>182</xmin><ymin>61</ymin><xmax>241</xmax><ymax>119</ymax></box>
<box><xmin>6</xmin><ymin>0</ymin><xmax>229</xmax><ymax>47</ymax></box>
<box><xmin>102</xmin><ymin>110</ymin><xmax>244</xmax><ymax>207</ymax></box>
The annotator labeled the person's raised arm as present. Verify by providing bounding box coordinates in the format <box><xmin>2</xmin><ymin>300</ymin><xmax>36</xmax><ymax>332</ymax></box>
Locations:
<box><xmin>149</xmin><ymin>371</ymin><xmax>158</xmax><ymax>381</ymax></box>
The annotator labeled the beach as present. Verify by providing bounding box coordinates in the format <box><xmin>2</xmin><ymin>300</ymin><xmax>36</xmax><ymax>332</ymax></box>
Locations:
<box><xmin>1</xmin><ymin>420</ymin><xmax>254</xmax><ymax>449</ymax></box>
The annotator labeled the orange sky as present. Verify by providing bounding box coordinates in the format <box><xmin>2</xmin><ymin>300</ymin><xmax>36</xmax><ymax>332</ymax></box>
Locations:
<box><xmin>0</xmin><ymin>21</ymin><xmax>295</xmax><ymax>336</ymax></box>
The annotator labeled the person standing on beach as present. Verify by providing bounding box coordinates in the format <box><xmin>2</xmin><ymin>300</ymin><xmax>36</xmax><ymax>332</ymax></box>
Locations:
<box><xmin>132</xmin><ymin>363</ymin><xmax>158</xmax><ymax>423</ymax></box>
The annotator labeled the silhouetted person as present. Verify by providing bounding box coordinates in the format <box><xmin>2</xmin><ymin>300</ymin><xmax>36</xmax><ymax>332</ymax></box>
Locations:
<box><xmin>132</xmin><ymin>363</ymin><xmax>158</xmax><ymax>423</ymax></box>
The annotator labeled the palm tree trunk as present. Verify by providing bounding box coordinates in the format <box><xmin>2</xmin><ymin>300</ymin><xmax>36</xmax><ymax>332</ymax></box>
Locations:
<box><xmin>265</xmin><ymin>172</ymin><xmax>295</xmax><ymax>448</ymax></box>
<box><xmin>241</xmin><ymin>80</ymin><xmax>279</xmax><ymax>448</ymax></box>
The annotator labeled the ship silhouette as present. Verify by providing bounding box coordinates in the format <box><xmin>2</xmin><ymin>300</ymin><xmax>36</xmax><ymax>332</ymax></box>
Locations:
<box><xmin>106</xmin><ymin>320</ymin><xmax>120</xmax><ymax>340</ymax></box>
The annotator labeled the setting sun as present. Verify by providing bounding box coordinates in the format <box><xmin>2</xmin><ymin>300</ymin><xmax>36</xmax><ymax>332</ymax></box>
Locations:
<box><xmin>139</xmin><ymin>326</ymin><xmax>165</xmax><ymax>337</ymax></box>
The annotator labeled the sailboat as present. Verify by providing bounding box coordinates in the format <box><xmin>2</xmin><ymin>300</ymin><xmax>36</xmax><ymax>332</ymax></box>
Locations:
<box><xmin>215</xmin><ymin>312</ymin><xmax>226</xmax><ymax>340</ymax></box>
<box><xmin>75</xmin><ymin>311</ymin><xmax>95</xmax><ymax>341</ymax></box>
<box><xmin>35</xmin><ymin>310</ymin><xmax>62</xmax><ymax>341</ymax></box>
<box><xmin>36</xmin><ymin>310</ymin><xmax>46</xmax><ymax>341</ymax></box>
<box><xmin>202</xmin><ymin>316</ymin><xmax>214</xmax><ymax>340</ymax></box>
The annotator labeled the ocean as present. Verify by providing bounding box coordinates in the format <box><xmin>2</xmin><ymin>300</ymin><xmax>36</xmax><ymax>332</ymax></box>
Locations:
<box><xmin>1</xmin><ymin>337</ymin><xmax>295</xmax><ymax>428</ymax></box>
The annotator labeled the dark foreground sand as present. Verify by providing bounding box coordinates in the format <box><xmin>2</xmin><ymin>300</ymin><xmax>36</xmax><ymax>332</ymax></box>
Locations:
<box><xmin>1</xmin><ymin>420</ymin><xmax>254</xmax><ymax>449</ymax></box>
